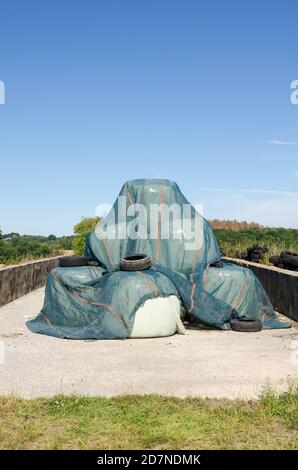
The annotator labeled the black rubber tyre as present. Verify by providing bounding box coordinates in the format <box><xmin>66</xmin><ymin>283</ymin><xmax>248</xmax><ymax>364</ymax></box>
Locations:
<box><xmin>249</xmin><ymin>256</ymin><xmax>263</xmax><ymax>264</ymax></box>
<box><xmin>248</xmin><ymin>246</ymin><xmax>267</xmax><ymax>255</ymax></box>
<box><xmin>281</xmin><ymin>250</ymin><xmax>298</xmax><ymax>258</ymax></box>
<box><xmin>120</xmin><ymin>254</ymin><xmax>151</xmax><ymax>271</ymax></box>
<box><xmin>277</xmin><ymin>263</ymin><xmax>285</xmax><ymax>269</ymax></box>
<box><xmin>88</xmin><ymin>259</ymin><xmax>101</xmax><ymax>267</ymax></box>
<box><xmin>280</xmin><ymin>251</ymin><xmax>298</xmax><ymax>268</ymax></box>
<box><xmin>60</xmin><ymin>256</ymin><xmax>90</xmax><ymax>268</ymax></box>
<box><xmin>210</xmin><ymin>261</ymin><xmax>224</xmax><ymax>268</ymax></box>
<box><xmin>230</xmin><ymin>317</ymin><xmax>262</xmax><ymax>332</ymax></box>
<box><xmin>269</xmin><ymin>255</ymin><xmax>281</xmax><ymax>265</ymax></box>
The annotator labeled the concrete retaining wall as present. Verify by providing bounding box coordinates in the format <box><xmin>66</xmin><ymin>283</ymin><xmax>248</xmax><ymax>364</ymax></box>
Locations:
<box><xmin>223</xmin><ymin>257</ymin><xmax>298</xmax><ymax>322</ymax></box>
<box><xmin>0</xmin><ymin>257</ymin><xmax>63</xmax><ymax>307</ymax></box>
<box><xmin>1</xmin><ymin>256</ymin><xmax>297</xmax><ymax>322</ymax></box>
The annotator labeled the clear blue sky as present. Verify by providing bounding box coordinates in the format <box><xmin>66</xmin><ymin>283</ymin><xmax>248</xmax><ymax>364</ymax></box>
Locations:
<box><xmin>0</xmin><ymin>0</ymin><xmax>297</xmax><ymax>235</ymax></box>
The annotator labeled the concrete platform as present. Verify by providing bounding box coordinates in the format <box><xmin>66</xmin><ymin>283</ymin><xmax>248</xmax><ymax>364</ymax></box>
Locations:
<box><xmin>0</xmin><ymin>288</ymin><xmax>297</xmax><ymax>399</ymax></box>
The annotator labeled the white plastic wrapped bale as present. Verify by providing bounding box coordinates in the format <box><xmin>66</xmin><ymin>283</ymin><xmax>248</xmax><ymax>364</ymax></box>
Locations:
<box><xmin>130</xmin><ymin>295</ymin><xmax>186</xmax><ymax>338</ymax></box>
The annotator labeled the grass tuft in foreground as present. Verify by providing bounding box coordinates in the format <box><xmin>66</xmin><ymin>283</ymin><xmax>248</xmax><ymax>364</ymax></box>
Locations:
<box><xmin>0</xmin><ymin>388</ymin><xmax>297</xmax><ymax>450</ymax></box>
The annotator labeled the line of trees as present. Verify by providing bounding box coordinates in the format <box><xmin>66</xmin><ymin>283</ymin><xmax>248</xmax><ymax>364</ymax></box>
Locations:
<box><xmin>209</xmin><ymin>219</ymin><xmax>264</xmax><ymax>231</ymax></box>
<box><xmin>0</xmin><ymin>230</ymin><xmax>73</xmax><ymax>265</ymax></box>
<box><xmin>1</xmin><ymin>219</ymin><xmax>297</xmax><ymax>266</ymax></box>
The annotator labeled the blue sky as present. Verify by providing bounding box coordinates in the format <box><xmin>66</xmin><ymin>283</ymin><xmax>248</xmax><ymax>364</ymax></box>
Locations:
<box><xmin>0</xmin><ymin>0</ymin><xmax>297</xmax><ymax>235</ymax></box>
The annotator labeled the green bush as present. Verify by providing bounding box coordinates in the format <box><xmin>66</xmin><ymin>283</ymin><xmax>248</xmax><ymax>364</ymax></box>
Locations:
<box><xmin>72</xmin><ymin>217</ymin><xmax>100</xmax><ymax>256</ymax></box>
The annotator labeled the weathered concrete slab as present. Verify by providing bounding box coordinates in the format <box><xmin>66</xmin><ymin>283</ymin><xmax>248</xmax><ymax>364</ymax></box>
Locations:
<box><xmin>0</xmin><ymin>288</ymin><xmax>297</xmax><ymax>399</ymax></box>
<box><xmin>223</xmin><ymin>258</ymin><xmax>298</xmax><ymax>322</ymax></box>
<box><xmin>0</xmin><ymin>257</ymin><xmax>63</xmax><ymax>307</ymax></box>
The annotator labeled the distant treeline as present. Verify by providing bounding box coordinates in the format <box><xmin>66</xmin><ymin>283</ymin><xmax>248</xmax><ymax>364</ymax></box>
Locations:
<box><xmin>1</xmin><ymin>219</ymin><xmax>298</xmax><ymax>266</ymax></box>
<box><xmin>209</xmin><ymin>219</ymin><xmax>264</xmax><ymax>231</ymax></box>
<box><xmin>0</xmin><ymin>232</ymin><xmax>73</xmax><ymax>265</ymax></box>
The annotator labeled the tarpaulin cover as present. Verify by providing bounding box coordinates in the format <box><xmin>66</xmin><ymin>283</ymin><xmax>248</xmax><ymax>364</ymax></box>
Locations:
<box><xmin>27</xmin><ymin>179</ymin><xmax>290</xmax><ymax>339</ymax></box>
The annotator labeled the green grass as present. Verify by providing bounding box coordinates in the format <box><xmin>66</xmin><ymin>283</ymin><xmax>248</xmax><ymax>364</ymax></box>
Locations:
<box><xmin>0</xmin><ymin>388</ymin><xmax>297</xmax><ymax>450</ymax></box>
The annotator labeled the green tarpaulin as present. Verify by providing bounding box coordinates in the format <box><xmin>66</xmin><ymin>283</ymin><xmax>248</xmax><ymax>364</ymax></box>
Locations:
<box><xmin>27</xmin><ymin>179</ymin><xmax>290</xmax><ymax>339</ymax></box>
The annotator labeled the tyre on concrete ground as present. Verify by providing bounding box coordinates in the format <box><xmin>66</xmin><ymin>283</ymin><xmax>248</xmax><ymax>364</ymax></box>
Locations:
<box><xmin>60</xmin><ymin>256</ymin><xmax>90</xmax><ymax>267</ymax></box>
<box><xmin>120</xmin><ymin>254</ymin><xmax>152</xmax><ymax>271</ymax></box>
<box><xmin>230</xmin><ymin>317</ymin><xmax>262</xmax><ymax>332</ymax></box>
